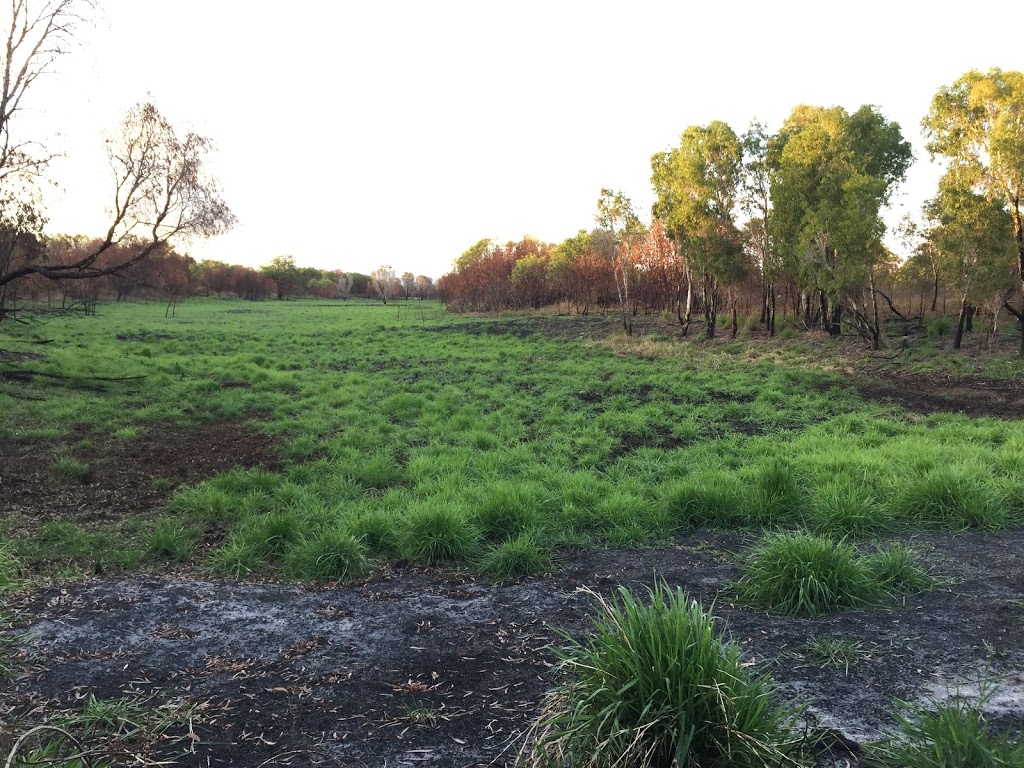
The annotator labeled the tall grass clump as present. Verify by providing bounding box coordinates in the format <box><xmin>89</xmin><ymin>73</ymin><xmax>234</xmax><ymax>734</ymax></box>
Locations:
<box><xmin>144</xmin><ymin>521</ymin><xmax>195</xmax><ymax>563</ymax></box>
<box><xmin>661</xmin><ymin>471</ymin><xmax>746</xmax><ymax>528</ymax></box>
<box><xmin>525</xmin><ymin>583</ymin><xmax>804</xmax><ymax>768</ymax></box>
<box><xmin>400</xmin><ymin>502</ymin><xmax>479</xmax><ymax>564</ymax></box>
<box><xmin>866</xmin><ymin>543</ymin><xmax>934</xmax><ymax>595</ymax></box>
<box><xmin>473</xmin><ymin>482</ymin><xmax>549</xmax><ymax>541</ymax></box>
<box><xmin>808</xmin><ymin>475</ymin><xmax>891</xmax><ymax>536</ymax></box>
<box><xmin>893</xmin><ymin>468</ymin><xmax>1005</xmax><ymax>530</ymax></box>
<box><xmin>747</xmin><ymin>459</ymin><xmax>803</xmax><ymax>524</ymax></box>
<box><xmin>735</xmin><ymin>531</ymin><xmax>878</xmax><ymax>616</ymax></box>
<box><xmin>285</xmin><ymin>529</ymin><xmax>369</xmax><ymax>582</ymax></box>
<box><xmin>478</xmin><ymin>535</ymin><xmax>550</xmax><ymax>581</ymax></box>
<box><xmin>341</xmin><ymin>508</ymin><xmax>401</xmax><ymax>556</ymax></box>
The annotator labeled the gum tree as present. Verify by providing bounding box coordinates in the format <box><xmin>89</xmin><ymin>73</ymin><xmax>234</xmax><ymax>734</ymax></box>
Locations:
<box><xmin>769</xmin><ymin>105</ymin><xmax>911</xmax><ymax>348</ymax></box>
<box><xmin>652</xmin><ymin>120</ymin><xmax>745</xmax><ymax>339</ymax></box>
<box><xmin>923</xmin><ymin>68</ymin><xmax>1024</xmax><ymax>353</ymax></box>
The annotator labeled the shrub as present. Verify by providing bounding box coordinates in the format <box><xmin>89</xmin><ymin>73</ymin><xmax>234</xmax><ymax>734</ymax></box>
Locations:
<box><xmin>478</xmin><ymin>535</ymin><xmax>550</xmax><ymax>581</ymax></box>
<box><xmin>285</xmin><ymin>529</ymin><xmax>369</xmax><ymax>582</ymax></box>
<box><xmin>525</xmin><ymin>583</ymin><xmax>803</xmax><ymax>768</ymax></box>
<box><xmin>893</xmin><ymin>469</ymin><xmax>1005</xmax><ymax>530</ymax></box>
<box><xmin>399</xmin><ymin>503</ymin><xmax>479</xmax><ymax>564</ymax></box>
<box><xmin>735</xmin><ymin>531</ymin><xmax>878</xmax><ymax>616</ymax></box>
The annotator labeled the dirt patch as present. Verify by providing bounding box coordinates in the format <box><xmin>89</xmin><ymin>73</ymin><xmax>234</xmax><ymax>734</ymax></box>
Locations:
<box><xmin>3</xmin><ymin>530</ymin><xmax>1023</xmax><ymax>767</ymax></box>
<box><xmin>839</xmin><ymin>371</ymin><xmax>1024</xmax><ymax>419</ymax></box>
<box><xmin>0</xmin><ymin>422</ymin><xmax>280</xmax><ymax>538</ymax></box>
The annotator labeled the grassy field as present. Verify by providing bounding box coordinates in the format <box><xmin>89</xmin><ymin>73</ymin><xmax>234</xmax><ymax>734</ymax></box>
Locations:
<box><xmin>1</xmin><ymin>298</ymin><xmax>1022</xmax><ymax>585</ymax></box>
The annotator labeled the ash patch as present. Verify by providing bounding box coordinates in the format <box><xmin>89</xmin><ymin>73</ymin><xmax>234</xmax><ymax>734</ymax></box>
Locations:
<box><xmin>4</xmin><ymin>530</ymin><xmax>1024</xmax><ymax>767</ymax></box>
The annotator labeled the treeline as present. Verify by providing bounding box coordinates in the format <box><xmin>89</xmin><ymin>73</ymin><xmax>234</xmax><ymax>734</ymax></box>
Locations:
<box><xmin>441</xmin><ymin>69</ymin><xmax>1024</xmax><ymax>353</ymax></box>
<box><xmin>3</xmin><ymin>241</ymin><xmax>436</xmax><ymax>313</ymax></box>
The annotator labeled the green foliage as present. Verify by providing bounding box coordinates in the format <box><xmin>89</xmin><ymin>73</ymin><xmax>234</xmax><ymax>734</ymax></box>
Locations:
<box><xmin>808</xmin><ymin>475</ymin><xmax>891</xmax><ymax>536</ymax></box>
<box><xmin>473</xmin><ymin>482</ymin><xmax>549</xmax><ymax>541</ymax></box>
<box><xmin>736</xmin><ymin>531</ymin><xmax>879</xmax><ymax>616</ymax></box>
<box><xmin>341</xmin><ymin>509</ymin><xmax>401</xmax><ymax>556</ymax></box>
<box><xmin>285</xmin><ymin>528</ymin><xmax>369</xmax><ymax>582</ymax></box>
<box><xmin>526</xmin><ymin>583</ymin><xmax>804</xmax><ymax>767</ymax></box>
<box><xmin>478</xmin><ymin>535</ymin><xmax>550</xmax><ymax>581</ymax></box>
<box><xmin>400</xmin><ymin>502</ymin><xmax>479</xmax><ymax>564</ymax></box>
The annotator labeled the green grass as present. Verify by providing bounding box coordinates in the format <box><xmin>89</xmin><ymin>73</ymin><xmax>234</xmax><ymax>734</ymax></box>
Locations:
<box><xmin>1</xmin><ymin>298</ymin><xmax>1022</xmax><ymax>581</ymax></box>
<box><xmin>285</xmin><ymin>528</ymin><xmax>369</xmax><ymax>582</ymax></box>
<box><xmin>866</xmin><ymin>693</ymin><xmax>1024</xmax><ymax>767</ymax></box>
<box><xmin>801</xmin><ymin>635</ymin><xmax>864</xmax><ymax>673</ymax></box>
<box><xmin>478</xmin><ymin>534</ymin><xmax>550</xmax><ymax>580</ymax></box>
<box><xmin>525</xmin><ymin>582</ymin><xmax>805</xmax><ymax>767</ymax></box>
<box><xmin>735</xmin><ymin>532</ymin><xmax>932</xmax><ymax>616</ymax></box>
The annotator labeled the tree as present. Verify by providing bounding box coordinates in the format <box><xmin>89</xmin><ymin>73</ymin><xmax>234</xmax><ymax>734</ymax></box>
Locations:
<box><xmin>925</xmin><ymin>179</ymin><xmax>1018</xmax><ymax>349</ymax></box>
<box><xmin>742</xmin><ymin>122</ymin><xmax>779</xmax><ymax>335</ymax></box>
<box><xmin>652</xmin><ymin>121</ymin><xmax>746</xmax><ymax>339</ymax></box>
<box><xmin>371</xmin><ymin>264</ymin><xmax>396</xmax><ymax>304</ymax></box>
<box><xmin>923</xmin><ymin>68</ymin><xmax>1024</xmax><ymax>353</ymax></box>
<box><xmin>768</xmin><ymin>105</ymin><xmax>911</xmax><ymax>347</ymax></box>
<box><xmin>0</xmin><ymin>2</ymin><xmax>233</xmax><ymax>315</ymax></box>
<box><xmin>401</xmin><ymin>271</ymin><xmax>415</xmax><ymax>299</ymax></box>
<box><xmin>595</xmin><ymin>188</ymin><xmax>643</xmax><ymax>335</ymax></box>
<box><xmin>260</xmin><ymin>255</ymin><xmax>301</xmax><ymax>299</ymax></box>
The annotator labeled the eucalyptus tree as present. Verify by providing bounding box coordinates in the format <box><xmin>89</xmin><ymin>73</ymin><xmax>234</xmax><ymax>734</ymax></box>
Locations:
<box><xmin>652</xmin><ymin>120</ymin><xmax>746</xmax><ymax>339</ymax></box>
<box><xmin>595</xmin><ymin>188</ymin><xmax>644</xmax><ymax>335</ymax></box>
<box><xmin>924</xmin><ymin>179</ymin><xmax>1017</xmax><ymax>349</ymax></box>
<box><xmin>741</xmin><ymin>121</ymin><xmax>778</xmax><ymax>335</ymax></box>
<box><xmin>923</xmin><ymin>68</ymin><xmax>1024</xmax><ymax>353</ymax></box>
<box><xmin>768</xmin><ymin>105</ymin><xmax>911</xmax><ymax>347</ymax></box>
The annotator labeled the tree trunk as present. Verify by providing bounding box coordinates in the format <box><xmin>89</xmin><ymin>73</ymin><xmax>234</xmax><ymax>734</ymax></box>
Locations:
<box><xmin>953</xmin><ymin>295</ymin><xmax>969</xmax><ymax>350</ymax></box>
<box><xmin>769</xmin><ymin>288</ymin><xmax>776</xmax><ymax>337</ymax></box>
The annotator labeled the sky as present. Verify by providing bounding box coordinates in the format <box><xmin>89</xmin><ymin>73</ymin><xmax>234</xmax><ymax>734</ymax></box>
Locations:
<box><xmin>15</xmin><ymin>0</ymin><xmax>1023</xmax><ymax>279</ymax></box>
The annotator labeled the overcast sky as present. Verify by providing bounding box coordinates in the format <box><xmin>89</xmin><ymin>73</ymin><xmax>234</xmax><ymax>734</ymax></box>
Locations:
<box><xmin>19</xmin><ymin>0</ymin><xmax>1022</xmax><ymax>278</ymax></box>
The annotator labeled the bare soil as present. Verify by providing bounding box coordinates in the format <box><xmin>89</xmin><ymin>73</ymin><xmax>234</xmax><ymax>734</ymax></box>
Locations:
<box><xmin>0</xmin><ymin>422</ymin><xmax>280</xmax><ymax>539</ymax></box>
<box><xmin>850</xmin><ymin>371</ymin><xmax>1024</xmax><ymax>419</ymax></box>
<box><xmin>3</xmin><ymin>530</ymin><xmax>1023</xmax><ymax>767</ymax></box>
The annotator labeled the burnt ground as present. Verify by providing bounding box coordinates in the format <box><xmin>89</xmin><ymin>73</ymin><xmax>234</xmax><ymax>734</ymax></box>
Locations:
<box><xmin>2</xmin><ymin>530</ymin><xmax>1024</xmax><ymax>767</ymax></box>
<box><xmin>0</xmin><ymin>422</ymin><xmax>280</xmax><ymax>540</ymax></box>
<box><xmin>851</xmin><ymin>370</ymin><xmax>1024</xmax><ymax>420</ymax></box>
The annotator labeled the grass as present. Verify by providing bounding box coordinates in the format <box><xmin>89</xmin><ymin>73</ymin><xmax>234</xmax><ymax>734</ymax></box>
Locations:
<box><xmin>525</xmin><ymin>582</ymin><xmax>806</xmax><ymax>767</ymax></box>
<box><xmin>478</xmin><ymin>534</ymin><xmax>550</xmax><ymax>580</ymax></box>
<box><xmin>285</xmin><ymin>528</ymin><xmax>369</xmax><ymax>582</ymax></box>
<box><xmin>866</xmin><ymin>685</ymin><xmax>1024</xmax><ymax>767</ymax></box>
<box><xmin>802</xmin><ymin>635</ymin><xmax>864</xmax><ymax>674</ymax></box>
<box><xmin>1</xmin><ymin>298</ymin><xmax>1022</xmax><ymax>581</ymax></box>
<box><xmin>735</xmin><ymin>532</ymin><xmax>932</xmax><ymax>616</ymax></box>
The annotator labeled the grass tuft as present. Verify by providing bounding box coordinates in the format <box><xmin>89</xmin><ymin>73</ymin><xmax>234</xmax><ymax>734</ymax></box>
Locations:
<box><xmin>285</xmin><ymin>528</ymin><xmax>369</xmax><ymax>582</ymax></box>
<box><xmin>735</xmin><ymin>531</ymin><xmax>877</xmax><ymax>616</ymax></box>
<box><xmin>866</xmin><ymin>543</ymin><xmax>934</xmax><ymax>595</ymax></box>
<box><xmin>525</xmin><ymin>582</ymin><xmax>804</xmax><ymax>768</ymax></box>
<box><xmin>400</xmin><ymin>502</ymin><xmax>479</xmax><ymax>564</ymax></box>
<box><xmin>478</xmin><ymin>535</ymin><xmax>550</xmax><ymax>581</ymax></box>
<box><xmin>893</xmin><ymin>469</ymin><xmax>1005</xmax><ymax>530</ymax></box>
<box><xmin>145</xmin><ymin>521</ymin><xmax>194</xmax><ymax>562</ymax></box>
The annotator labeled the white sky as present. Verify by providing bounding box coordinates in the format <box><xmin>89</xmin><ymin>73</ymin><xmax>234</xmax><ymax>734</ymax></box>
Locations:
<box><xmin>16</xmin><ymin>0</ymin><xmax>1022</xmax><ymax>279</ymax></box>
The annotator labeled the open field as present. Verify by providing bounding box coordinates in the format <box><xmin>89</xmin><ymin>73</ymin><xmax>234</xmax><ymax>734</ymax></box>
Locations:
<box><xmin>2</xmin><ymin>299</ymin><xmax>1024</xmax><ymax>766</ymax></box>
